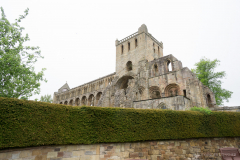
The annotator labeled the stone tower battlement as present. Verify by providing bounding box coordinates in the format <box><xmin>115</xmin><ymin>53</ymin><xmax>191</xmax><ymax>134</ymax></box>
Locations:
<box><xmin>53</xmin><ymin>24</ymin><xmax>216</xmax><ymax>109</ymax></box>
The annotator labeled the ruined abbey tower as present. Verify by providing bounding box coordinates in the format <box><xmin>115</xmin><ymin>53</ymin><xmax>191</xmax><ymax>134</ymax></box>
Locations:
<box><xmin>53</xmin><ymin>24</ymin><xmax>216</xmax><ymax>110</ymax></box>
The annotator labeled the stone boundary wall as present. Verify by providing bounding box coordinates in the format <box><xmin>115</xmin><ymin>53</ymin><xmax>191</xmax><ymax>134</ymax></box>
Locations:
<box><xmin>0</xmin><ymin>137</ymin><xmax>239</xmax><ymax>160</ymax></box>
<box><xmin>211</xmin><ymin>106</ymin><xmax>240</xmax><ymax>112</ymax></box>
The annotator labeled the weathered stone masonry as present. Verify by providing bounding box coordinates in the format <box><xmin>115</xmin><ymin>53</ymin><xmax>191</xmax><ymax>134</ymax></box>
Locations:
<box><xmin>1</xmin><ymin>137</ymin><xmax>239</xmax><ymax>160</ymax></box>
<box><xmin>53</xmin><ymin>24</ymin><xmax>216</xmax><ymax>110</ymax></box>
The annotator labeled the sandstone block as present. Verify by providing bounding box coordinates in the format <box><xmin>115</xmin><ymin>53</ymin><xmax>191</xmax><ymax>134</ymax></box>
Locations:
<box><xmin>47</xmin><ymin>152</ymin><xmax>58</xmax><ymax>158</ymax></box>
<box><xmin>72</xmin><ymin>151</ymin><xmax>84</xmax><ymax>157</ymax></box>
<box><xmin>80</xmin><ymin>155</ymin><xmax>99</xmax><ymax>160</ymax></box>
<box><xmin>19</xmin><ymin>151</ymin><xmax>32</xmax><ymax>158</ymax></box>
<box><xmin>0</xmin><ymin>153</ymin><xmax>6</xmax><ymax>159</ymax></box>
<box><xmin>121</xmin><ymin>152</ymin><xmax>129</xmax><ymax>158</ymax></box>
<box><xmin>129</xmin><ymin>152</ymin><xmax>139</xmax><ymax>158</ymax></box>
<box><xmin>175</xmin><ymin>149</ymin><xmax>182</xmax><ymax>155</ymax></box>
<box><xmin>148</xmin><ymin>150</ymin><xmax>159</xmax><ymax>155</ymax></box>
<box><xmin>151</xmin><ymin>155</ymin><xmax>161</xmax><ymax>160</ymax></box>
<box><xmin>32</xmin><ymin>150</ymin><xmax>42</xmax><ymax>156</ymax></box>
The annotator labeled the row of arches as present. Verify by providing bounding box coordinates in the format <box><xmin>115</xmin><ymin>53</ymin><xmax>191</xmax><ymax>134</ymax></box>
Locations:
<box><xmin>57</xmin><ymin>76</ymin><xmax>114</xmax><ymax>101</ymax></box>
<box><xmin>59</xmin><ymin>92</ymin><xmax>103</xmax><ymax>106</ymax></box>
<box><xmin>148</xmin><ymin>84</ymin><xmax>180</xmax><ymax>99</ymax></box>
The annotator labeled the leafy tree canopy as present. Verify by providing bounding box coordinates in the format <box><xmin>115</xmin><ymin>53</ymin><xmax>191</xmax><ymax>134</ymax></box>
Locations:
<box><xmin>0</xmin><ymin>7</ymin><xmax>46</xmax><ymax>99</ymax></box>
<box><xmin>191</xmin><ymin>57</ymin><xmax>232</xmax><ymax>106</ymax></box>
<box><xmin>40</xmin><ymin>94</ymin><xmax>52</xmax><ymax>103</ymax></box>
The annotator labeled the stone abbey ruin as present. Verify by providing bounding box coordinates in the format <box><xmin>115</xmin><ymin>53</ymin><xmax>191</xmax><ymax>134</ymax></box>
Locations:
<box><xmin>53</xmin><ymin>24</ymin><xmax>216</xmax><ymax>110</ymax></box>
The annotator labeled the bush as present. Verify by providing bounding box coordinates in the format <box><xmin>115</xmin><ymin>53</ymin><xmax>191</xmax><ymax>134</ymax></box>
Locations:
<box><xmin>190</xmin><ymin>106</ymin><xmax>212</xmax><ymax>114</ymax></box>
<box><xmin>1</xmin><ymin>97</ymin><xmax>240</xmax><ymax>149</ymax></box>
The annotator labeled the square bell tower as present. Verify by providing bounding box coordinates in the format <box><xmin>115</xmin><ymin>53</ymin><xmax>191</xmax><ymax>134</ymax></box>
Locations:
<box><xmin>115</xmin><ymin>24</ymin><xmax>163</xmax><ymax>77</ymax></box>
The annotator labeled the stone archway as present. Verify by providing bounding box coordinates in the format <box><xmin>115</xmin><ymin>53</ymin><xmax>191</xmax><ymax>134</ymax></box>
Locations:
<box><xmin>157</xmin><ymin>102</ymin><xmax>167</xmax><ymax>109</ymax></box>
<box><xmin>69</xmin><ymin>99</ymin><xmax>73</xmax><ymax>106</ymax></box>
<box><xmin>115</xmin><ymin>76</ymin><xmax>134</xmax><ymax>90</ymax></box>
<box><xmin>149</xmin><ymin>86</ymin><xmax>161</xmax><ymax>99</ymax></box>
<box><xmin>81</xmin><ymin>96</ymin><xmax>87</xmax><ymax>106</ymax></box>
<box><xmin>64</xmin><ymin>101</ymin><xmax>68</xmax><ymax>105</ymax></box>
<box><xmin>96</xmin><ymin>92</ymin><xmax>102</xmax><ymax>105</ymax></box>
<box><xmin>88</xmin><ymin>94</ymin><xmax>94</xmax><ymax>106</ymax></box>
<box><xmin>207</xmin><ymin>94</ymin><xmax>213</xmax><ymax>107</ymax></box>
<box><xmin>164</xmin><ymin>84</ymin><xmax>180</xmax><ymax>97</ymax></box>
<box><xmin>75</xmin><ymin>98</ymin><xmax>80</xmax><ymax>106</ymax></box>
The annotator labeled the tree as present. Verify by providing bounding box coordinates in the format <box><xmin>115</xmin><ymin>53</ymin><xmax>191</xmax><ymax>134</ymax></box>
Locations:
<box><xmin>0</xmin><ymin>7</ymin><xmax>46</xmax><ymax>99</ymax></box>
<box><xmin>191</xmin><ymin>57</ymin><xmax>233</xmax><ymax>106</ymax></box>
<box><xmin>40</xmin><ymin>94</ymin><xmax>52</xmax><ymax>103</ymax></box>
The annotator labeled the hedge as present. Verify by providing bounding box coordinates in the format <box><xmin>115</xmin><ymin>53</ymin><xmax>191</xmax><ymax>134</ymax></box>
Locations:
<box><xmin>1</xmin><ymin>97</ymin><xmax>240</xmax><ymax>149</ymax></box>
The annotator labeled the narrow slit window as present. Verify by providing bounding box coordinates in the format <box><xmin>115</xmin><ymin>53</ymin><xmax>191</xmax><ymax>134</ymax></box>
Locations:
<box><xmin>121</xmin><ymin>45</ymin><xmax>124</xmax><ymax>54</ymax></box>
<box><xmin>135</xmin><ymin>39</ymin><xmax>138</xmax><ymax>48</ymax></box>
<box><xmin>183</xmin><ymin>90</ymin><xmax>186</xmax><ymax>97</ymax></box>
<box><xmin>128</xmin><ymin>42</ymin><xmax>130</xmax><ymax>51</ymax></box>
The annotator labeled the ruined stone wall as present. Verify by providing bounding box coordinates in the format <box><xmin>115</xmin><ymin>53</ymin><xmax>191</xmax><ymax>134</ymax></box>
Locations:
<box><xmin>133</xmin><ymin>96</ymin><xmax>191</xmax><ymax>110</ymax></box>
<box><xmin>53</xmin><ymin>24</ymin><xmax>216</xmax><ymax>109</ymax></box>
<box><xmin>53</xmin><ymin>73</ymin><xmax>115</xmax><ymax>106</ymax></box>
<box><xmin>1</xmin><ymin>137</ymin><xmax>239</xmax><ymax>160</ymax></box>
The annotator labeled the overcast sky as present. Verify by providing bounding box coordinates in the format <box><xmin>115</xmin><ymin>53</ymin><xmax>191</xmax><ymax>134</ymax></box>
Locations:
<box><xmin>2</xmin><ymin>0</ymin><xmax>240</xmax><ymax>106</ymax></box>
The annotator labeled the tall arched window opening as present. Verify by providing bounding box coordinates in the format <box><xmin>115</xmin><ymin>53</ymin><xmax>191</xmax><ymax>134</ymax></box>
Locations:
<box><xmin>126</xmin><ymin>61</ymin><xmax>133</xmax><ymax>71</ymax></box>
<box><xmin>128</xmin><ymin>42</ymin><xmax>130</xmax><ymax>51</ymax></box>
<box><xmin>135</xmin><ymin>39</ymin><xmax>138</xmax><ymax>48</ymax></box>
<box><xmin>121</xmin><ymin>45</ymin><xmax>124</xmax><ymax>54</ymax></box>
<box><xmin>154</xmin><ymin>64</ymin><xmax>158</xmax><ymax>76</ymax></box>
<box><xmin>207</xmin><ymin>94</ymin><xmax>212</xmax><ymax>107</ymax></box>
<box><xmin>167</xmin><ymin>60</ymin><xmax>172</xmax><ymax>72</ymax></box>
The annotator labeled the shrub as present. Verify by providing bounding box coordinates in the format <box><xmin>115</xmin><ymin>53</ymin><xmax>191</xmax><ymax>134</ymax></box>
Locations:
<box><xmin>0</xmin><ymin>97</ymin><xmax>240</xmax><ymax>149</ymax></box>
<box><xmin>190</xmin><ymin>106</ymin><xmax>212</xmax><ymax>114</ymax></box>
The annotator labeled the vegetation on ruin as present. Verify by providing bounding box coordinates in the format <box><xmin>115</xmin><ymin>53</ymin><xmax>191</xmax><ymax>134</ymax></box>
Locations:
<box><xmin>1</xmin><ymin>97</ymin><xmax>240</xmax><ymax>149</ymax></box>
<box><xmin>0</xmin><ymin>7</ymin><xmax>46</xmax><ymax>99</ymax></box>
<box><xmin>191</xmin><ymin>57</ymin><xmax>233</xmax><ymax>105</ymax></box>
<box><xmin>190</xmin><ymin>106</ymin><xmax>212</xmax><ymax>115</ymax></box>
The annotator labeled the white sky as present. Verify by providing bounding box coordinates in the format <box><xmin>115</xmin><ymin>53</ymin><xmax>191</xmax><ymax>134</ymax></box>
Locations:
<box><xmin>1</xmin><ymin>0</ymin><xmax>240</xmax><ymax>106</ymax></box>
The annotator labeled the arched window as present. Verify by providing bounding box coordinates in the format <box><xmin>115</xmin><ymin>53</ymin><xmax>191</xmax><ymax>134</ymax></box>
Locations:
<box><xmin>164</xmin><ymin>84</ymin><xmax>180</xmax><ymax>97</ymax></box>
<box><xmin>153</xmin><ymin>43</ymin><xmax>155</xmax><ymax>47</ymax></box>
<box><xmin>121</xmin><ymin>45</ymin><xmax>124</xmax><ymax>54</ymax></box>
<box><xmin>81</xmin><ymin>96</ymin><xmax>87</xmax><ymax>106</ymax></box>
<box><xmin>75</xmin><ymin>98</ymin><xmax>80</xmax><ymax>106</ymax></box>
<box><xmin>153</xmin><ymin>64</ymin><xmax>158</xmax><ymax>76</ymax></box>
<box><xmin>128</xmin><ymin>42</ymin><xmax>130</xmax><ymax>51</ymax></box>
<box><xmin>149</xmin><ymin>86</ymin><xmax>161</xmax><ymax>99</ymax></box>
<box><xmin>126</xmin><ymin>61</ymin><xmax>133</xmax><ymax>71</ymax></box>
<box><xmin>207</xmin><ymin>94</ymin><xmax>213</xmax><ymax>107</ymax></box>
<box><xmin>167</xmin><ymin>60</ymin><xmax>172</xmax><ymax>72</ymax></box>
<box><xmin>88</xmin><ymin>94</ymin><xmax>94</xmax><ymax>106</ymax></box>
<box><xmin>135</xmin><ymin>39</ymin><xmax>138</xmax><ymax>48</ymax></box>
<box><xmin>69</xmin><ymin>99</ymin><xmax>73</xmax><ymax>106</ymax></box>
<box><xmin>157</xmin><ymin>102</ymin><xmax>167</xmax><ymax>109</ymax></box>
<box><xmin>96</xmin><ymin>92</ymin><xmax>102</xmax><ymax>105</ymax></box>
